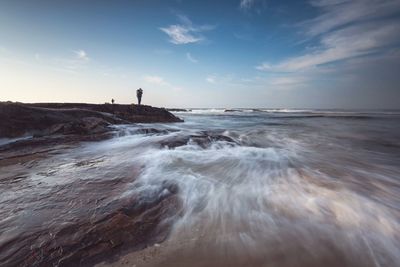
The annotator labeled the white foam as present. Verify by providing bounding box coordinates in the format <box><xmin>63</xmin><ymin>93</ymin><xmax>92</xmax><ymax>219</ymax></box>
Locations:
<box><xmin>0</xmin><ymin>136</ymin><xmax>32</xmax><ymax>146</ymax></box>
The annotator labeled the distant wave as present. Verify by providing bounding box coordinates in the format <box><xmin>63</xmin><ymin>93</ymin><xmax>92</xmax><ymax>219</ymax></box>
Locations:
<box><xmin>0</xmin><ymin>136</ymin><xmax>32</xmax><ymax>147</ymax></box>
<box><xmin>189</xmin><ymin>109</ymin><xmax>226</xmax><ymax>114</ymax></box>
<box><xmin>261</xmin><ymin>109</ymin><xmax>313</xmax><ymax>113</ymax></box>
<box><xmin>171</xmin><ymin>108</ymin><xmax>400</xmax><ymax>116</ymax></box>
<box><xmin>270</xmin><ymin>115</ymin><xmax>377</xmax><ymax>120</ymax></box>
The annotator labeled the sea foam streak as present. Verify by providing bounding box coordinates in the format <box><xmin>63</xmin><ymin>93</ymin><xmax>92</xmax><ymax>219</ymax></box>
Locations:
<box><xmin>124</xmin><ymin>119</ymin><xmax>399</xmax><ymax>266</ymax></box>
<box><xmin>1</xmin><ymin>110</ymin><xmax>399</xmax><ymax>267</ymax></box>
<box><xmin>94</xmin><ymin>110</ymin><xmax>400</xmax><ymax>266</ymax></box>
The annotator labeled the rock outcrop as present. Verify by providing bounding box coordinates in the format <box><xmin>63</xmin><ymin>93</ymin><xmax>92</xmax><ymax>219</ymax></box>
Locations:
<box><xmin>0</xmin><ymin>102</ymin><xmax>185</xmax><ymax>267</ymax></box>
<box><xmin>0</xmin><ymin>102</ymin><xmax>183</xmax><ymax>138</ymax></box>
<box><xmin>0</xmin><ymin>159</ymin><xmax>182</xmax><ymax>267</ymax></box>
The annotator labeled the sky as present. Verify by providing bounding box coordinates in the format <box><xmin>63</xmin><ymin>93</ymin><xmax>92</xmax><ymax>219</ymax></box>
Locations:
<box><xmin>0</xmin><ymin>0</ymin><xmax>400</xmax><ymax>109</ymax></box>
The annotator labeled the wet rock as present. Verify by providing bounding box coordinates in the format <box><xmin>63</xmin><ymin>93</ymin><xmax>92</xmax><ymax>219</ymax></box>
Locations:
<box><xmin>46</xmin><ymin>117</ymin><xmax>110</xmax><ymax>136</ymax></box>
<box><xmin>0</xmin><ymin>179</ymin><xmax>183</xmax><ymax>267</ymax></box>
<box><xmin>167</xmin><ymin>108</ymin><xmax>191</xmax><ymax>112</ymax></box>
<box><xmin>159</xmin><ymin>132</ymin><xmax>237</xmax><ymax>149</ymax></box>
<box><xmin>0</xmin><ymin>102</ymin><xmax>183</xmax><ymax>138</ymax></box>
<box><xmin>0</xmin><ymin>133</ymin><xmax>114</xmax><ymax>163</ymax></box>
<box><xmin>224</xmin><ymin>109</ymin><xmax>242</xmax><ymax>112</ymax></box>
<box><xmin>132</xmin><ymin>128</ymin><xmax>176</xmax><ymax>135</ymax></box>
<box><xmin>162</xmin><ymin>180</ymin><xmax>180</xmax><ymax>194</ymax></box>
<box><xmin>159</xmin><ymin>135</ymin><xmax>191</xmax><ymax>148</ymax></box>
<box><xmin>0</xmin><ymin>103</ymin><xmax>185</xmax><ymax>267</ymax></box>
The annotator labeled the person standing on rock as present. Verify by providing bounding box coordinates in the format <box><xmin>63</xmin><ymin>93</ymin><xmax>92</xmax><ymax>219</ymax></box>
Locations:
<box><xmin>136</xmin><ymin>88</ymin><xmax>143</xmax><ymax>105</ymax></box>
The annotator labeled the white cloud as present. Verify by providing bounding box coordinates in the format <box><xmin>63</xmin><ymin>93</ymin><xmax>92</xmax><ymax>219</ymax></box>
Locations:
<box><xmin>51</xmin><ymin>50</ymin><xmax>91</xmax><ymax>73</ymax></box>
<box><xmin>143</xmin><ymin>75</ymin><xmax>181</xmax><ymax>91</ymax></box>
<box><xmin>240</xmin><ymin>0</ymin><xmax>255</xmax><ymax>10</ymax></box>
<box><xmin>304</xmin><ymin>0</ymin><xmax>400</xmax><ymax>37</ymax></box>
<box><xmin>160</xmin><ymin>15</ymin><xmax>215</xmax><ymax>45</ymax></box>
<box><xmin>257</xmin><ymin>23</ymin><xmax>400</xmax><ymax>72</ymax></box>
<box><xmin>205</xmin><ymin>74</ymin><xmax>239</xmax><ymax>86</ymax></box>
<box><xmin>239</xmin><ymin>73</ymin><xmax>311</xmax><ymax>90</ymax></box>
<box><xmin>144</xmin><ymin>75</ymin><xmax>167</xmax><ymax>86</ymax></box>
<box><xmin>269</xmin><ymin>76</ymin><xmax>308</xmax><ymax>86</ymax></box>
<box><xmin>255</xmin><ymin>62</ymin><xmax>273</xmax><ymax>71</ymax></box>
<box><xmin>74</xmin><ymin>49</ymin><xmax>89</xmax><ymax>61</ymax></box>
<box><xmin>186</xmin><ymin>52</ymin><xmax>198</xmax><ymax>63</ymax></box>
<box><xmin>239</xmin><ymin>0</ymin><xmax>266</xmax><ymax>12</ymax></box>
<box><xmin>257</xmin><ymin>1</ymin><xmax>400</xmax><ymax>73</ymax></box>
<box><xmin>206</xmin><ymin>75</ymin><xmax>216</xmax><ymax>84</ymax></box>
<box><xmin>160</xmin><ymin>25</ymin><xmax>202</xmax><ymax>44</ymax></box>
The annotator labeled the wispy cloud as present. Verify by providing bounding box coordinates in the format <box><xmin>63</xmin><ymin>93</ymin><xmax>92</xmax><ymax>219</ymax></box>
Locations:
<box><xmin>239</xmin><ymin>0</ymin><xmax>266</xmax><ymax>13</ymax></box>
<box><xmin>74</xmin><ymin>49</ymin><xmax>89</xmax><ymax>61</ymax></box>
<box><xmin>268</xmin><ymin>76</ymin><xmax>309</xmax><ymax>88</ymax></box>
<box><xmin>205</xmin><ymin>74</ymin><xmax>243</xmax><ymax>86</ymax></box>
<box><xmin>160</xmin><ymin>25</ymin><xmax>202</xmax><ymax>44</ymax></box>
<box><xmin>143</xmin><ymin>75</ymin><xmax>181</xmax><ymax>91</ymax></box>
<box><xmin>304</xmin><ymin>0</ymin><xmax>400</xmax><ymax>37</ymax></box>
<box><xmin>160</xmin><ymin>15</ymin><xmax>215</xmax><ymax>45</ymax></box>
<box><xmin>256</xmin><ymin>0</ymin><xmax>400</xmax><ymax>72</ymax></box>
<box><xmin>52</xmin><ymin>50</ymin><xmax>91</xmax><ymax>73</ymax></box>
<box><xmin>206</xmin><ymin>75</ymin><xmax>216</xmax><ymax>84</ymax></box>
<box><xmin>186</xmin><ymin>52</ymin><xmax>198</xmax><ymax>63</ymax></box>
<box><xmin>239</xmin><ymin>0</ymin><xmax>256</xmax><ymax>10</ymax></box>
<box><xmin>144</xmin><ymin>75</ymin><xmax>167</xmax><ymax>85</ymax></box>
<box><xmin>257</xmin><ymin>22</ymin><xmax>400</xmax><ymax>72</ymax></box>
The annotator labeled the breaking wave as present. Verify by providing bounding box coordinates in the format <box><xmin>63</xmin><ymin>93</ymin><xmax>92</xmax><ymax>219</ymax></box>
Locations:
<box><xmin>1</xmin><ymin>109</ymin><xmax>400</xmax><ymax>267</ymax></box>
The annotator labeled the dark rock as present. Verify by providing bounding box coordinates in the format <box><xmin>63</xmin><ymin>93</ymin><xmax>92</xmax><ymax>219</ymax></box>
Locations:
<box><xmin>0</xmin><ymin>102</ymin><xmax>183</xmax><ymax>138</ymax></box>
<box><xmin>167</xmin><ymin>108</ymin><xmax>191</xmax><ymax>112</ymax></box>
<box><xmin>0</xmin><ymin>103</ymin><xmax>185</xmax><ymax>267</ymax></box>
<box><xmin>159</xmin><ymin>132</ymin><xmax>237</xmax><ymax>149</ymax></box>
<box><xmin>0</xmin><ymin>176</ymin><xmax>183</xmax><ymax>267</ymax></box>
<box><xmin>159</xmin><ymin>135</ymin><xmax>191</xmax><ymax>148</ymax></box>
<box><xmin>132</xmin><ymin>128</ymin><xmax>173</xmax><ymax>135</ymax></box>
<box><xmin>224</xmin><ymin>109</ymin><xmax>242</xmax><ymax>112</ymax></box>
<box><xmin>46</xmin><ymin>117</ymin><xmax>110</xmax><ymax>136</ymax></box>
<box><xmin>162</xmin><ymin>180</ymin><xmax>180</xmax><ymax>194</ymax></box>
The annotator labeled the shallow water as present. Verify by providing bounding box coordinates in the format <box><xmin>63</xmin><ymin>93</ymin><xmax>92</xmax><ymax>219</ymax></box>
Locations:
<box><xmin>1</xmin><ymin>109</ymin><xmax>400</xmax><ymax>266</ymax></box>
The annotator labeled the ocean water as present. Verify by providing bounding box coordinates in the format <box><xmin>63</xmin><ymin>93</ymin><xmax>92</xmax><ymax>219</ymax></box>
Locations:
<box><xmin>1</xmin><ymin>109</ymin><xmax>400</xmax><ymax>266</ymax></box>
<box><xmin>124</xmin><ymin>109</ymin><xmax>400</xmax><ymax>267</ymax></box>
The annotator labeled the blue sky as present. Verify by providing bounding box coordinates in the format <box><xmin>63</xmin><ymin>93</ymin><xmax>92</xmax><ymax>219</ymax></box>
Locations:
<box><xmin>1</xmin><ymin>0</ymin><xmax>400</xmax><ymax>108</ymax></box>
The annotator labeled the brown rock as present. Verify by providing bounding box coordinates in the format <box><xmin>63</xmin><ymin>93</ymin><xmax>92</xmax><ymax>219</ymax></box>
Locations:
<box><xmin>0</xmin><ymin>102</ymin><xmax>183</xmax><ymax>138</ymax></box>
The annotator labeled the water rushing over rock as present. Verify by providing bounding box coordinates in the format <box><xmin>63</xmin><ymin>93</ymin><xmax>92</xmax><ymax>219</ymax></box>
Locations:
<box><xmin>1</xmin><ymin>109</ymin><xmax>400</xmax><ymax>266</ymax></box>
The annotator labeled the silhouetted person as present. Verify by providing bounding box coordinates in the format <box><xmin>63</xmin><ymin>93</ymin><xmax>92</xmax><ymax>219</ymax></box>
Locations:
<box><xmin>111</xmin><ymin>98</ymin><xmax>115</xmax><ymax>104</ymax></box>
<box><xmin>136</xmin><ymin>88</ymin><xmax>143</xmax><ymax>105</ymax></box>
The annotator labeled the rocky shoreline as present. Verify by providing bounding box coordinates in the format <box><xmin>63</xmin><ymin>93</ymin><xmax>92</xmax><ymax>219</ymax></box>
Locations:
<box><xmin>0</xmin><ymin>102</ymin><xmax>182</xmax><ymax>139</ymax></box>
<box><xmin>0</xmin><ymin>102</ymin><xmax>184</xmax><ymax>266</ymax></box>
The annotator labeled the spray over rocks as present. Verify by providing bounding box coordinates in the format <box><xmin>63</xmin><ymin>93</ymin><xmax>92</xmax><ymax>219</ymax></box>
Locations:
<box><xmin>1</xmin><ymin>109</ymin><xmax>400</xmax><ymax>266</ymax></box>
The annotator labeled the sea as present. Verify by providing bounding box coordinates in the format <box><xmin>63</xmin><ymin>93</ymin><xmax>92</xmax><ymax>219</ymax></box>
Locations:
<box><xmin>1</xmin><ymin>108</ymin><xmax>400</xmax><ymax>266</ymax></box>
